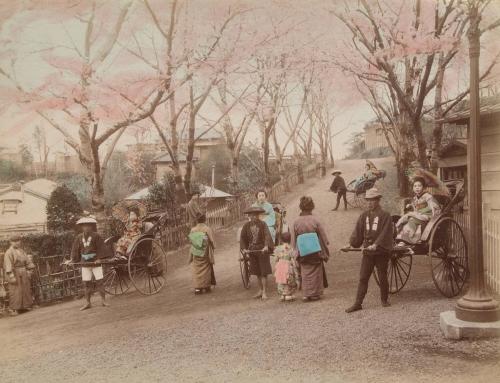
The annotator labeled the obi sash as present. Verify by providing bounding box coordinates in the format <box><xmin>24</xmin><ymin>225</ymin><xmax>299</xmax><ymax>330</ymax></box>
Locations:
<box><xmin>81</xmin><ymin>253</ymin><xmax>96</xmax><ymax>261</ymax></box>
<box><xmin>296</xmin><ymin>232</ymin><xmax>321</xmax><ymax>257</ymax></box>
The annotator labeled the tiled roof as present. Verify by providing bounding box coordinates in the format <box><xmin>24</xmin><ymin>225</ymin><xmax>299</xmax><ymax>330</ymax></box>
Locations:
<box><xmin>444</xmin><ymin>95</ymin><xmax>500</xmax><ymax>122</ymax></box>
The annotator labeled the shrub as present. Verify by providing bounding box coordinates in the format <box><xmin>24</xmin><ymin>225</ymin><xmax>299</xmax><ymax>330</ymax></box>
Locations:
<box><xmin>46</xmin><ymin>185</ymin><xmax>83</xmax><ymax>232</ymax></box>
<box><xmin>0</xmin><ymin>231</ymin><xmax>75</xmax><ymax>259</ymax></box>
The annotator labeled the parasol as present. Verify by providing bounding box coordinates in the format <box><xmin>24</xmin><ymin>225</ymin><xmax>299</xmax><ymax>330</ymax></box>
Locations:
<box><xmin>112</xmin><ymin>200</ymin><xmax>148</xmax><ymax>223</ymax></box>
<box><xmin>407</xmin><ymin>168</ymin><xmax>450</xmax><ymax>197</ymax></box>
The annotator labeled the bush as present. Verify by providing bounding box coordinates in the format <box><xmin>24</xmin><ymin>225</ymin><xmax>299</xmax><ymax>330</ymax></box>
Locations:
<box><xmin>56</xmin><ymin>174</ymin><xmax>91</xmax><ymax>210</ymax></box>
<box><xmin>0</xmin><ymin>159</ymin><xmax>26</xmax><ymax>182</ymax></box>
<box><xmin>145</xmin><ymin>173</ymin><xmax>177</xmax><ymax>211</ymax></box>
<box><xmin>0</xmin><ymin>231</ymin><xmax>75</xmax><ymax>259</ymax></box>
<box><xmin>47</xmin><ymin>185</ymin><xmax>83</xmax><ymax>232</ymax></box>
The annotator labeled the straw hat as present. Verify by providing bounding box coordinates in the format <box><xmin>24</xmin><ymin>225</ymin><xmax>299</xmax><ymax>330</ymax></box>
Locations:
<box><xmin>244</xmin><ymin>206</ymin><xmax>266</xmax><ymax>215</ymax></box>
<box><xmin>331</xmin><ymin>169</ymin><xmax>342</xmax><ymax>175</ymax></box>
<box><xmin>76</xmin><ymin>216</ymin><xmax>97</xmax><ymax>225</ymax></box>
<box><xmin>364</xmin><ymin>188</ymin><xmax>382</xmax><ymax>200</ymax></box>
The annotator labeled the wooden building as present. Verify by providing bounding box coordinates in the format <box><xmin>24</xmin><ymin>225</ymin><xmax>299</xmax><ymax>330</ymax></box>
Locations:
<box><xmin>443</xmin><ymin>95</ymin><xmax>500</xmax><ymax>211</ymax></box>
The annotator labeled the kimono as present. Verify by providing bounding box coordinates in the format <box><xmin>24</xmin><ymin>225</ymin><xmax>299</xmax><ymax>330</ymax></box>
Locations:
<box><xmin>396</xmin><ymin>192</ymin><xmax>440</xmax><ymax>243</ymax></box>
<box><xmin>274</xmin><ymin>243</ymin><xmax>298</xmax><ymax>297</ymax></box>
<box><xmin>252</xmin><ymin>201</ymin><xmax>276</xmax><ymax>241</ymax></box>
<box><xmin>3</xmin><ymin>246</ymin><xmax>35</xmax><ymax>311</ymax></box>
<box><xmin>351</xmin><ymin>170</ymin><xmax>376</xmax><ymax>191</ymax></box>
<box><xmin>189</xmin><ymin>223</ymin><xmax>216</xmax><ymax>290</ymax></box>
<box><xmin>116</xmin><ymin>220</ymin><xmax>143</xmax><ymax>255</ymax></box>
<box><xmin>291</xmin><ymin>213</ymin><xmax>330</xmax><ymax>298</ymax></box>
<box><xmin>240</xmin><ymin>220</ymin><xmax>275</xmax><ymax>277</ymax></box>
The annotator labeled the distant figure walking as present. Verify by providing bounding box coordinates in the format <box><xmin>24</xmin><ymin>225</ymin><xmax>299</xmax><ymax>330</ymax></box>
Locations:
<box><xmin>344</xmin><ymin>188</ymin><xmax>393</xmax><ymax>313</ymax></box>
<box><xmin>291</xmin><ymin>196</ymin><xmax>330</xmax><ymax>302</ymax></box>
<box><xmin>329</xmin><ymin>169</ymin><xmax>347</xmax><ymax>211</ymax></box>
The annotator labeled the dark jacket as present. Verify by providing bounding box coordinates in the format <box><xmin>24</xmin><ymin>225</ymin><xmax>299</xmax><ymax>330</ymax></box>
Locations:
<box><xmin>330</xmin><ymin>175</ymin><xmax>347</xmax><ymax>193</ymax></box>
<box><xmin>350</xmin><ymin>206</ymin><xmax>393</xmax><ymax>252</ymax></box>
<box><xmin>71</xmin><ymin>232</ymin><xmax>109</xmax><ymax>263</ymax></box>
<box><xmin>240</xmin><ymin>220</ymin><xmax>274</xmax><ymax>253</ymax></box>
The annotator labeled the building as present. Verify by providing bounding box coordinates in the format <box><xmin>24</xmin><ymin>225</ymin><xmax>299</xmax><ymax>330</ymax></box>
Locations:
<box><xmin>151</xmin><ymin>152</ymin><xmax>199</xmax><ymax>183</ymax></box>
<box><xmin>125</xmin><ymin>183</ymin><xmax>233</xmax><ymax>210</ymax></box>
<box><xmin>442</xmin><ymin>94</ymin><xmax>500</xmax><ymax>210</ymax></box>
<box><xmin>363</xmin><ymin>121</ymin><xmax>390</xmax><ymax>151</ymax></box>
<box><xmin>54</xmin><ymin>152</ymin><xmax>85</xmax><ymax>174</ymax></box>
<box><xmin>151</xmin><ymin>130</ymin><xmax>226</xmax><ymax>182</ymax></box>
<box><xmin>0</xmin><ymin>178</ymin><xmax>58</xmax><ymax>238</ymax></box>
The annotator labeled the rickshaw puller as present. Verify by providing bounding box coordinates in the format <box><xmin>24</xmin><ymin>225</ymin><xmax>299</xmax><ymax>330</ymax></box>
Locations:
<box><xmin>71</xmin><ymin>216</ymin><xmax>110</xmax><ymax>311</ymax></box>
<box><xmin>345</xmin><ymin>188</ymin><xmax>393</xmax><ymax>313</ymax></box>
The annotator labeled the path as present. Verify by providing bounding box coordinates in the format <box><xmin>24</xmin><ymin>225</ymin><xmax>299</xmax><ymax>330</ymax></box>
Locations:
<box><xmin>1</xmin><ymin>157</ymin><xmax>499</xmax><ymax>383</ymax></box>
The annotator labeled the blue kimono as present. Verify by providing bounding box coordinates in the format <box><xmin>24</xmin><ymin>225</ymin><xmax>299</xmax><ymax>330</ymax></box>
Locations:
<box><xmin>252</xmin><ymin>201</ymin><xmax>276</xmax><ymax>241</ymax></box>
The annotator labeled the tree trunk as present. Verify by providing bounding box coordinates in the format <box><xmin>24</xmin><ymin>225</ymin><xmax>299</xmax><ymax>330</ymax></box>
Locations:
<box><xmin>184</xmin><ymin>108</ymin><xmax>196</xmax><ymax>197</ymax></box>
<box><xmin>430</xmin><ymin>54</ymin><xmax>445</xmax><ymax>174</ymax></box>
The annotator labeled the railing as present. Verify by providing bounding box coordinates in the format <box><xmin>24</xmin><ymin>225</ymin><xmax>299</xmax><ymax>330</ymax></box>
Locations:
<box><xmin>453</xmin><ymin>204</ymin><xmax>500</xmax><ymax>294</ymax></box>
<box><xmin>0</xmin><ymin>223</ymin><xmax>47</xmax><ymax>239</ymax></box>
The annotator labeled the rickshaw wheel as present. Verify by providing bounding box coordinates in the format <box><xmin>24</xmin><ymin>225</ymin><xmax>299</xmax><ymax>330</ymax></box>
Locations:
<box><xmin>239</xmin><ymin>250</ymin><xmax>250</xmax><ymax>289</ymax></box>
<box><xmin>102</xmin><ymin>262</ymin><xmax>130</xmax><ymax>295</ymax></box>
<box><xmin>373</xmin><ymin>251</ymin><xmax>412</xmax><ymax>293</ymax></box>
<box><xmin>428</xmin><ymin>217</ymin><xmax>468</xmax><ymax>298</ymax></box>
<box><xmin>347</xmin><ymin>192</ymin><xmax>365</xmax><ymax>208</ymax></box>
<box><xmin>128</xmin><ymin>237</ymin><xmax>167</xmax><ymax>295</ymax></box>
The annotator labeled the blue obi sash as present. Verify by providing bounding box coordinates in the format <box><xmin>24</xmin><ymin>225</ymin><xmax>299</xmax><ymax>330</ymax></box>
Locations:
<box><xmin>296</xmin><ymin>233</ymin><xmax>321</xmax><ymax>257</ymax></box>
<box><xmin>81</xmin><ymin>253</ymin><xmax>96</xmax><ymax>261</ymax></box>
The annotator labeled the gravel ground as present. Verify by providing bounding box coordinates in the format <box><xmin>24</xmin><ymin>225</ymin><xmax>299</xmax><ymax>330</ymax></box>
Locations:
<box><xmin>1</xmin><ymin>157</ymin><xmax>499</xmax><ymax>383</ymax></box>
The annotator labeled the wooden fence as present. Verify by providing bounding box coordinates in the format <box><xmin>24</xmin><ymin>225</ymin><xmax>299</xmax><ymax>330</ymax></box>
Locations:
<box><xmin>453</xmin><ymin>204</ymin><xmax>500</xmax><ymax>294</ymax></box>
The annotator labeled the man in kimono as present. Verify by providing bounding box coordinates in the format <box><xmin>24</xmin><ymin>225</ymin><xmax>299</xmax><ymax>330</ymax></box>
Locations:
<box><xmin>329</xmin><ymin>169</ymin><xmax>347</xmax><ymax>211</ymax></box>
<box><xmin>3</xmin><ymin>235</ymin><xmax>35</xmax><ymax>315</ymax></box>
<box><xmin>344</xmin><ymin>188</ymin><xmax>393</xmax><ymax>313</ymax></box>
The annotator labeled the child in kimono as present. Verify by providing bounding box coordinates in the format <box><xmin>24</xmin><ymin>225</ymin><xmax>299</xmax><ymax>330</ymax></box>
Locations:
<box><xmin>273</xmin><ymin>232</ymin><xmax>298</xmax><ymax>302</ymax></box>
<box><xmin>396</xmin><ymin>177</ymin><xmax>440</xmax><ymax>244</ymax></box>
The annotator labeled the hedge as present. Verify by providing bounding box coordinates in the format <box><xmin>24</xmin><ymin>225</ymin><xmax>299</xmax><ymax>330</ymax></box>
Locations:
<box><xmin>0</xmin><ymin>231</ymin><xmax>75</xmax><ymax>259</ymax></box>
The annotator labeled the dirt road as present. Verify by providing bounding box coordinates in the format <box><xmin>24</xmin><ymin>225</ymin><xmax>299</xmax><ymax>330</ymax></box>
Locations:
<box><xmin>1</xmin><ymin>157</ymin><xmax>499</xmax><ymax>383</ymax></box>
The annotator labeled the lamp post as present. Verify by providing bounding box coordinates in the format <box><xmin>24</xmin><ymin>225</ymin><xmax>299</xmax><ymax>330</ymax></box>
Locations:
<box><xmin>454</xmin><ymin>2</ymin><xmax>499</xmax><ymax>323</ymax></box>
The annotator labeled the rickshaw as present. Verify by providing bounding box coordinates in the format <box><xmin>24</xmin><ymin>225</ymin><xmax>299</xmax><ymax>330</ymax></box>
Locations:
<box><xmin>342</xmin><ymin>179</ymin><xmax>468</xmax><ymax>298</ymax></box>
<box><xmin>67</xmin><ymin>206</ymin><xmax>169</xmax><ymax>296</ymax></box>
<box><xmin>346</xmin><ymin>162</ymin><xmax>386</xmax><ymax>209</ymax></box>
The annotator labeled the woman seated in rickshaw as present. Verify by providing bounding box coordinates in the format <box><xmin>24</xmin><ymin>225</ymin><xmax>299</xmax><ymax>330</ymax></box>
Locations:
<box><xmin>395</xmin><ymin>177</ymin><xmax>441</xmax><ymax>244</ymax></box>
<box><xmin>115</xmin><ymin>207</ymin><xmax>146</xmax><ymax>258</ymax></box>
<box><xmin>349</xmin><ymin>160</ymin><xmax>383</xmax><ymax>192</ymax></box>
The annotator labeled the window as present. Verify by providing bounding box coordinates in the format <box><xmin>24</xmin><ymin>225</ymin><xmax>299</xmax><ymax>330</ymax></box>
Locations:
<box><xmin>2</xmin><ymin>200</ymin><xmax>20</xmax><ymax>214</ymax></box>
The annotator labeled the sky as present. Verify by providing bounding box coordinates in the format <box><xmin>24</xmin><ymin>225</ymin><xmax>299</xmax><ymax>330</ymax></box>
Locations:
<box><xmin>1</xmin><ymin>0</ymin><xmax>499</xmax><ymax>162</ymax></box>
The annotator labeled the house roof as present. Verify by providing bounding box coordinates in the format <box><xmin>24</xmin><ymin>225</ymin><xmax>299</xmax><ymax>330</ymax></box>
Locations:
<box><xmin>0</xmin><ymin>191</ymin><xmax>23</xmax><ymax>202</ymax></box>
<box><xmin>125</xmin><ymin>184</ymin><xmax>233</xmax><ymax>201</ymax></box>
<box><xmin>0</xmin><ymin>178</ymin><xmax>57</xmax><ymax>201</ymax></box>
<box><xmin>151</xmin><ymin>152</ymin><xmax>199</xmax><ymax>164</ymax></box>
<box><xmin>443</xmin><ymin>94</ymin><xmax>500</xmax><ymax>123</ymax></box>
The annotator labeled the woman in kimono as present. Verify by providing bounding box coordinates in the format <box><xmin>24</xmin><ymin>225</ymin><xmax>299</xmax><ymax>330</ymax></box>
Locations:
<box><xmin>396</xmin><ymin>177</ymin><xmax>440</xmax><ymax>244</ymax></box>
<box><xmin>351</xmin><ymin>162</ymin><xmax>377</xmax><ymax>191</ymax></box>
<box><xmin>252</xmin><ymin>190</ymin><xmax>276</xmax><ymax>242</ymax></box>
<box><xmin>3</xmin><ymin>236</ymin><xmax>35</xmax><ymax>315</ymax></box>
<box><xmin>291</xmin><ymin>196</ymin><xmax>330</xmax><ymax>301</ymax></box>
<box><xmin>116</xmin><ymin>207</ymin><xmax>143</xmax><ymax>257</ymax></box>
<box><xmin>188</xmin><ymin>213</ymin><xmax>216</xmax><ymax>294</ymax></box>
